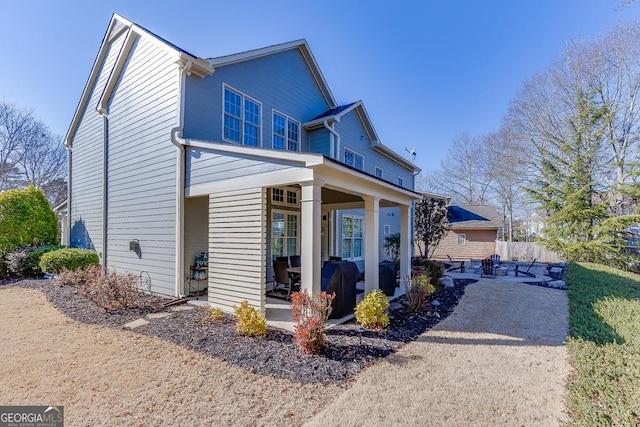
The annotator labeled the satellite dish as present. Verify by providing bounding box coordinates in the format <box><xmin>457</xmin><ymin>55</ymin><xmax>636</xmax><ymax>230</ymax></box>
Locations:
<box><xmin>405</xmin><ymin>146</ymin><xmax>417</xmax><ymax>162</ymax></box>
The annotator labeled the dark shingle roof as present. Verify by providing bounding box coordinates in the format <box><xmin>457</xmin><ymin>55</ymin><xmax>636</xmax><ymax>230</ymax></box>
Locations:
<box><xmin>448</xmin><ymin>205</ymin><xmax>502</xmax><ymax>229</ymax></box>
<box><xmin>311</xmin><ymin>102</ymin><xmax>358</xmax><ymax>120</ymax></box>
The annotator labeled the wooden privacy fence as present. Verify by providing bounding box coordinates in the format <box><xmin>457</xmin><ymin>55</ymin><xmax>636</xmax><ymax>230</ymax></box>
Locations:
<box><xmin>495</xmin><ymin>241</ymin><xmax>563</xmax><ymax>263</ymax></box>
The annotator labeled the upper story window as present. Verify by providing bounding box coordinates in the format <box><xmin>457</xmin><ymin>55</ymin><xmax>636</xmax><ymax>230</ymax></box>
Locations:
<box><xmin>271</xmin><ymin>187</ymin><xmax>299</xmax><ymax>207</ymax></box>
<box><xmin>397</xmin><ymin>176</ymin><xmax>404</xmax><ymax>187</ymax></box>
<box><xmin>375</xmin><ymin>166</ymin><xmax>383</xmax><ymax>178</ymax></box>
<box><xmin>344</xmin><ymin>148</ymin><xmax>364</xmax><ymax>171</ymax></box>
<box><xmin>273</xmin><ymin>111</ymin><xmax>300</xmax><ymax>151</ymax></box>
<box><xmin>223</xmin><ymin>85</ymin><xmax>261</xmax><ymax>146</ymax></box>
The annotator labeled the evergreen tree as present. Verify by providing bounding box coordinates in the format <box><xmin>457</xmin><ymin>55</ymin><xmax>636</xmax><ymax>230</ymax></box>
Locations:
<box><xmin>414</xmin><ymin>197</ymin><xmax>450</xmax><ymax>259</ymax></box>
<box><xmin>528</xmin><ymin>90</ymin><xmax>610</xmax><ymax>254</ymax></box>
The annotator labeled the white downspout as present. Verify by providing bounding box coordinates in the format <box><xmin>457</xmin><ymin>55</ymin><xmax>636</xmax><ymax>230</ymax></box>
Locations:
<box><xmin>170</xmin><ymin>60</ymin><xmax>193</xmax><ymax>297</ymax></box>
<box><xmin>323</xmin><ymin>119</ymin><xmax>340</xmax><ymax>160</ymax></box>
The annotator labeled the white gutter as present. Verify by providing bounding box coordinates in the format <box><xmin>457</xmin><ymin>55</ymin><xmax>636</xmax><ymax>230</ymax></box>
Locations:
<box><xmin>323</xmin><ymin>120</ymin><xmax>340</xmax><ymax>160</ymax></box>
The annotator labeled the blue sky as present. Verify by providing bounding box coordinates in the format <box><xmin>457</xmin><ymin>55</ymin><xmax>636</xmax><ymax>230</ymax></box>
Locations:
<box><xmin>1</xmin><ymin>0</ymin><xmax>638</xmax><ymax>172</ymax></box>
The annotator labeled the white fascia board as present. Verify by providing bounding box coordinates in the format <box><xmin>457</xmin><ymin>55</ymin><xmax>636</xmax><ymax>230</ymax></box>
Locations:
<box><xmin>315</xmin><ymin>163</ymin><xmax>421</xmax><ymax>206</ymax></box>
<box><xmin>209</xmin><ymin>40</ymin><xmax>336</xmax><ymax>109</ymax></box>
<box><xmin>187</xmin><ymin>168</ymin><xmax>315</xmax><ymax>197</ymax></box>
<box><xmin>64</xmin><ymin>15</ymin><xmax>129</xmax><ymax>146</ymax></box>
<box><xmin>371</xmin><ymin>141</ymin><xmax>421</xmax><ymax>173</ymax></box>
<box><xmin>184</xmin><ymin>138</ymin><xmax>324</xmax><ymax>167</ymax></box>
<box><xmin>302</xmin><ymin>101</ymin><xmax>362</xmax><ymax>129</ymax></box>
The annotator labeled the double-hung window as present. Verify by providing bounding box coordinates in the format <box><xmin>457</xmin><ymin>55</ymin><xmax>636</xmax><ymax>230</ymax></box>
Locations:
<box><xmin>342</xmin><ymin>215</ymin><xmax>363</xmax><ymax>259</ymax></box>
<box><xmin>273</xmin><ymin>111</ymin><xmax>300</xmax><ymax>151</ymax></box>
<box><xmin>272</xmin><ymin>211</ymin><xmax>299</xmax><ymax>258</ymax></box>
<box><xmin>344</xmin><ymin>148</ymin><xmax>364</xmax><ymax>170</ymax></box>
<box><xmin>375</xmin><ymin>166</ymin><xmax>383</xmax><ymax>178</ymax></box>
<box><xmin>223</xmin><ymin>85</ymin><xmax>261</xmax><ymax>146</ymax></box>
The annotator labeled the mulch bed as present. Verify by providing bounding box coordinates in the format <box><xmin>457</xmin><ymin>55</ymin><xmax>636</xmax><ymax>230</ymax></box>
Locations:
<box><xmin>4</xmin><ymin>277</ymin><xmax>476</xmax><ymax>385</ymax></box>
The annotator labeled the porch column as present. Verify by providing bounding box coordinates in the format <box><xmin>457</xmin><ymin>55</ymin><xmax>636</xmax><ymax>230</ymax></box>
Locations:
<box><xmin>301</xmin><ymin>181</ymin><xmax>322</xmax><ymax>295</ymax></box>
<box><xmin>399</xmin><ymin>204</ymin><xmax>412</xmax><ymax>290</ymax></box>
<box><xmin>364</xmin><ymin>196</ymin><xmax>380</xmax><ymax>294</ymax></box>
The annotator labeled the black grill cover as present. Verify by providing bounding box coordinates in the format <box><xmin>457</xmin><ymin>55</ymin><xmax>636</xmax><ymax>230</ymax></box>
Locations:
<box><xmin>321</xmin><ymin>261</ymin><xmax>359</xmax><ymax>319</ymax></box>
<box><xmin>378</xmin><ymin>261</ymin><xmax>397</xmax><ymax>296</ymax></box>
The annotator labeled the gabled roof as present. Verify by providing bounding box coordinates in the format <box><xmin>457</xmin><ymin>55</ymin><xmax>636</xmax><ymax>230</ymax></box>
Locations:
<box><xmin>310</xmin><ymin>102</ymin><xmax>358</xmax><ymax>120</ymax></box>
<box><xmin>64</xmin><ymin>14</ymin><xmax>212</xmax><ymax>147</ymax></box>
<box><xmin>304</xmin><ymin>101</ymin><xmax>420</xmax><ymax>173</ymax></box>
<box><xmin>449</xmin><ymin>205</ymin><xmax>502</xmax><ymax>229</ymax></box>
<box><xmin>208</xmin><ymin>39</ymin><xmax>337</xmax><ymax>109</ymax></box>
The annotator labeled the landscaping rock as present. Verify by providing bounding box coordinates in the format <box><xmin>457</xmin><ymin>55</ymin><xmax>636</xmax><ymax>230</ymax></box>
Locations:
<box><xmin>388</xmin><ymin>302</ymin><xmax>402</xmax><ymax>311</ymax></box>
<box><xmin>547</xmin><ymin>280</ymin><xmax>567</xmax><ymax>290</ymax></box>
<box><xmin>440</xmin><ymin>276</ymin><xmax>454</xmax><ymax>288</ymax></box>
<box><xmin>123</xmin><ymin>318</ymin><xmax>149</xmax><ymax>329</ymax></box>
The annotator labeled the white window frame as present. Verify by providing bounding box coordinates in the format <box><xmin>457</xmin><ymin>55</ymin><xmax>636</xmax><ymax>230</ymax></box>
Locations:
<box><xmin>457</xmin><ymin>233</ymin><xmax>467</xmax><ymax>245</ymax></box>
<box><xmin>222</xmin><ymin>84</ymin><xmax>262</xmax><ymax>147</ymax></box>
<box><xmin>272</xmin><ymin>109</ymin><xmax>301</xmax><ymax>151</ymax></box>
<box><xmin>341</xmin><ymin>214</ymin><xmax>364</xmax><ymax>260</ymax></box>
<box><xmin>344</xmin><ymin>148</ymin><xmax>364</xmax><ymax>171</ymax></box>
<box><xmin>271</xmin><ymin>187</ymin><xmax>300</xmax><ymax>208</ymax></box>
<box><xmin>271</xmin><ymin>210</ymin><xmax>300</xmax><ymax>258</ymax></box>
<box><xmin>375</xmin><ymin>166</ymin><xmax>383</xmax><ymax>178</ymax></box>
<box><xmin>383</xmin><ymin>224</ymin><xmax>391</xmax><ymax>236</ymax></box>
<box><xmin>397</xmin><ymin>176</ymin><xmax>404</xmax><ymax>187</ymax></box>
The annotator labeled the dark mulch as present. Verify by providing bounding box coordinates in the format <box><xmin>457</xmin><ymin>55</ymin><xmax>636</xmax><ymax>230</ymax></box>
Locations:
<box><xmin>4</xmin><ymin>277</ymin><xmax>476</xmax><ymax>385</ymax></box>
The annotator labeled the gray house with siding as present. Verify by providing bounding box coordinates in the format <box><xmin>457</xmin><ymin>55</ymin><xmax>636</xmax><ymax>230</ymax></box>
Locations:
<box><xmin>64</xmin><ymin>14</ymin><xmax>420</xmax><ymax>315</ymax></box>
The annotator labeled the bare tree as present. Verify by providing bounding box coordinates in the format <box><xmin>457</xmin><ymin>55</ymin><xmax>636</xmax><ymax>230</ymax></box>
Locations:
<box><xmin>0</xmin><ymin>101</ymin><xmax>67</xmax><ymax>205</ymax></box>
<box><xmin>437</xmin><ymin>132</ymin><xmax>493</xmax><ymax>204</ymax></box>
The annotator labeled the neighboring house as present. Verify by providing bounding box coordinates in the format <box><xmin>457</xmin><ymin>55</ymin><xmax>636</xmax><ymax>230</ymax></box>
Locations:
<box><xmin>431</xmin><ymin>205</ymin><xmax>501</xmax><ymax>260</ymax></box>
<box><xmin>64</xmin><ymin>14</ymin><xmax>420</xmax><ymax>314</ymax></box>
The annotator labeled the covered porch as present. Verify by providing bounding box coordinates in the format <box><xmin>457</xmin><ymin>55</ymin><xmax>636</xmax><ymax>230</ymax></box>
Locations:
<box><xmin>183</xmin><ymin>140</ymin><xmax>418</xmax><ymax>323</ymax></box>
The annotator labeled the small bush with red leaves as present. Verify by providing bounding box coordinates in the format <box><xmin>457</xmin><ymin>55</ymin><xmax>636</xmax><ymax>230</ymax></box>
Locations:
<box><xmin>291</xmin><ymin>289</ymin><xmax>335</xmax><ymax>354</ymax></box>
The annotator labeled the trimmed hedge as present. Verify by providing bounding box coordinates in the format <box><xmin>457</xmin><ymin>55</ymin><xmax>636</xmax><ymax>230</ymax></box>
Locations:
<box><xmin>0</xmin><ymin>186</ymin><xmax>58</xmax><ymax>254</ymax></box>
<box><xmin>6</xmin><ymin>245</ymin><xmax>65</xmax><ymax>277</ymax></box>
<box><xmin>39</xmin><ymin>248</ymin><xmax>99</xmax><ymax>274</ymax></box>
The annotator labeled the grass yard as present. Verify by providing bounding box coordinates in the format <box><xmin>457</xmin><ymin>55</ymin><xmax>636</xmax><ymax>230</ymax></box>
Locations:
<box><xmin>565</xmin><ymin>263</ymin><xmax>640</xmax><ymax>426</ymax></box>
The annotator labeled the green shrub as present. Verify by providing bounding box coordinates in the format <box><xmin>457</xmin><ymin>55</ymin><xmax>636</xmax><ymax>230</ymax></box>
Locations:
<box><xmin>417</xmin><ymin>259</ymin><xmax>445</xmax><ymax>285</ymax></box>
<box><xmin>233</xmin><ymin>301</ymin><xmax>267</xmax><ymax>336</ymax></box>
<box><xmin>355</xmin><ymin>289</ymin><xmax>390</xmax><ymax>329</ymax></box>
<box><xmin>6</xmin><ymin>245</ymin><xmax>65</xmax><ymax>277</ymax></box>
<box><xmin>0</xmin><ymin>186</ymin><xmax>58</xmax><ymax>254</ymax></box>
<box><xmin>210</xmin><ymin>307</ymin><xmax>224</xmax><ymax>321</ymax></box>
<box><xmin>405</xmin><ymin>273</ymin><xmax>436</xmax><ymax>312</ymax></box>
<box><xmin>39</xmin><ymin>248</ymin><xmax>99</xmax><ymax>274</ymax></box>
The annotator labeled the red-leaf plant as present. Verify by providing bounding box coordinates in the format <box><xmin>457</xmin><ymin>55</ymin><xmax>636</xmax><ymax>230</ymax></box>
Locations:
<box><xmin>290</xmin><ymin>289</ymin><xmax>335</xmax><ymax>354</ymax></box>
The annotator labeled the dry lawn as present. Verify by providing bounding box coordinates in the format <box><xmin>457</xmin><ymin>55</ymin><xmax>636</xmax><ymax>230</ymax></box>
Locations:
<box><xmin>1</xmin><ymin>279</ymin><xmax>571</xmax><ymax>426</ymax></box>
<box><xmin>0</xmin><ymin>287</ymin><xmax>339</xmax><ymax>426</ymax></box>
<box><xmin>305</xmin><ymin>279</ymin><xmax>571</xmax><ymax>427</ymax></box>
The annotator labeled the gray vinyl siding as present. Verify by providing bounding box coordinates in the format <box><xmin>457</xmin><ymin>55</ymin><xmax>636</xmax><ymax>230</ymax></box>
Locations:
<box><xmin>105</xmin><ymin>35</ymin><xmax>180</xmax><ymax>296</ymax></box>
<box><xmin>186</xmin><ymin>147</ymin><xmax>300</xmax><ymax>189</ymax></box>
<box><xmin>69</xmin><ymin>30</ymin><xmax>127</xmax><ymax>257</ymax></box>
<box><xmin>209</xmin><ymin>187</ymin><xmax>266</xmax><ymax>312</ymax></box>
<box><xmin>308</xmin><ymin>127</ymin><xmax>331</xmax><ymax>156</ymax></box>
<box><xmin>183</xmin><ymin>49</ymin><xmax>330</xmax><ymax>151</ymax></box>
<box><xmin>335</xmin><ymin>110</ymin><xmax>414</xmax><ymax>191</ymax></box>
